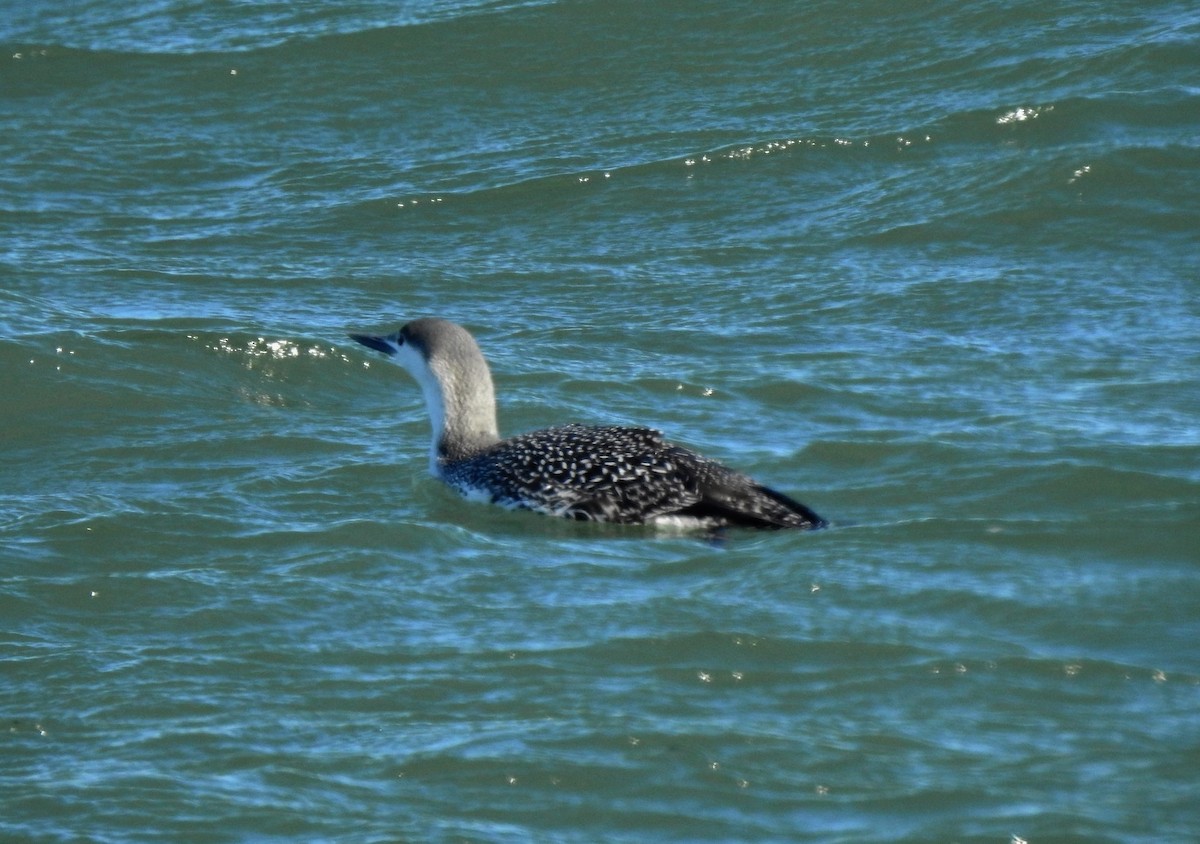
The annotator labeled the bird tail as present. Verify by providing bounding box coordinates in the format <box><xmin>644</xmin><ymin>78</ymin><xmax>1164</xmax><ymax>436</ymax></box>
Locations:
<box><xmin>752</xmin><ymin>484</ymin><xmax>827</xmax><ymax>530</ymax></box>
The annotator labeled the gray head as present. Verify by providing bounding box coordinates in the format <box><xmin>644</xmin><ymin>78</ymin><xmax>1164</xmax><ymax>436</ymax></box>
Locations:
<box><xmin>351</xmin><ymin>318</ymin><xmax>500</xmax><ymax>468</ymax></box>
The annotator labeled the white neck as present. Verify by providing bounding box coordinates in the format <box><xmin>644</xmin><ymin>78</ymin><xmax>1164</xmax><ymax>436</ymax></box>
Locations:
<box><xmin>393</xmin><ymin>341</ymin><xmax>499</xmax><ymax>473</ymax></box>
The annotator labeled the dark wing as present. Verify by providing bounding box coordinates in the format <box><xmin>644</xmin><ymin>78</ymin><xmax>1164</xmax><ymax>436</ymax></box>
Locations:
<box><xmin>458</xmin><ymin>425</ymin><xmax>823</xmax><ymax>529</ymax></box>
<box><xmin>667</xmin><ymin>447</ymin><xmax>826</xmax><ymax>529</ymax></box>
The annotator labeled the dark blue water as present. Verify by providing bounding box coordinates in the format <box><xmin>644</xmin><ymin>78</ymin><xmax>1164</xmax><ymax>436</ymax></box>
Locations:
<box><xmin>3</xmin><ymin>1</ymin><xmax>1199</xmax><ymax>841</ymax></box>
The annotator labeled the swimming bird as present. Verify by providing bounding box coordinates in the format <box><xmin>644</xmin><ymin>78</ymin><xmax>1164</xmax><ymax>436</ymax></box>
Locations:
<box><xmin>350</xmin><ymin>318</ymin><xmax>824</xmax><ymax>530</ymax></box>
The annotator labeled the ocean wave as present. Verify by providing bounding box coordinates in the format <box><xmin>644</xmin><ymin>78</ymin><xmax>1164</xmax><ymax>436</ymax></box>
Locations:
<box><xmin>2</xmin><ymin>0</ymin><xmax>561</xmax><ymax>56</ymax></box>
<box><xmin>334</xmin><ymin>88</ymin><xmax>1198</xmax><ymax>236</ymax></box>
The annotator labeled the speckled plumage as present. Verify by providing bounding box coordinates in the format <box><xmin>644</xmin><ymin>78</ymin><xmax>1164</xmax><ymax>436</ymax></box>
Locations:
<box><xmin>444</xmin><ymin>424</ymin><xmax>822</xmax><ymax>528</ymax></box>
<box><xmin>350</xmin><ymin>318</ymin><xmax>824</xmax><ymax>530</ymax></box>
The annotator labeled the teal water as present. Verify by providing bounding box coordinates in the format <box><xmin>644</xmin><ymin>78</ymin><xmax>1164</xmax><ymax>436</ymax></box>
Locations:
<box><xmin>3</xmin><ymin>0</ymin><xmax>1199</xmax><ymax>841</ymax></box>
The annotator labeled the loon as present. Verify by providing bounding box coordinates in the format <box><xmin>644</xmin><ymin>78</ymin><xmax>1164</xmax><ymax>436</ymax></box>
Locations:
<box><xmin>350</xmin><ymin>318</ymin><xmax>824</xmax><ymax>530</ymax></box>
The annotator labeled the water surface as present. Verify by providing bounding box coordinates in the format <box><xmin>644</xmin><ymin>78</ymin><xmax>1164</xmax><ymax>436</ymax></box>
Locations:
<box><xmin>3</xmin><ymin>1</ymin><xmax>1199</xmax><ymax>841</ymax></box>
